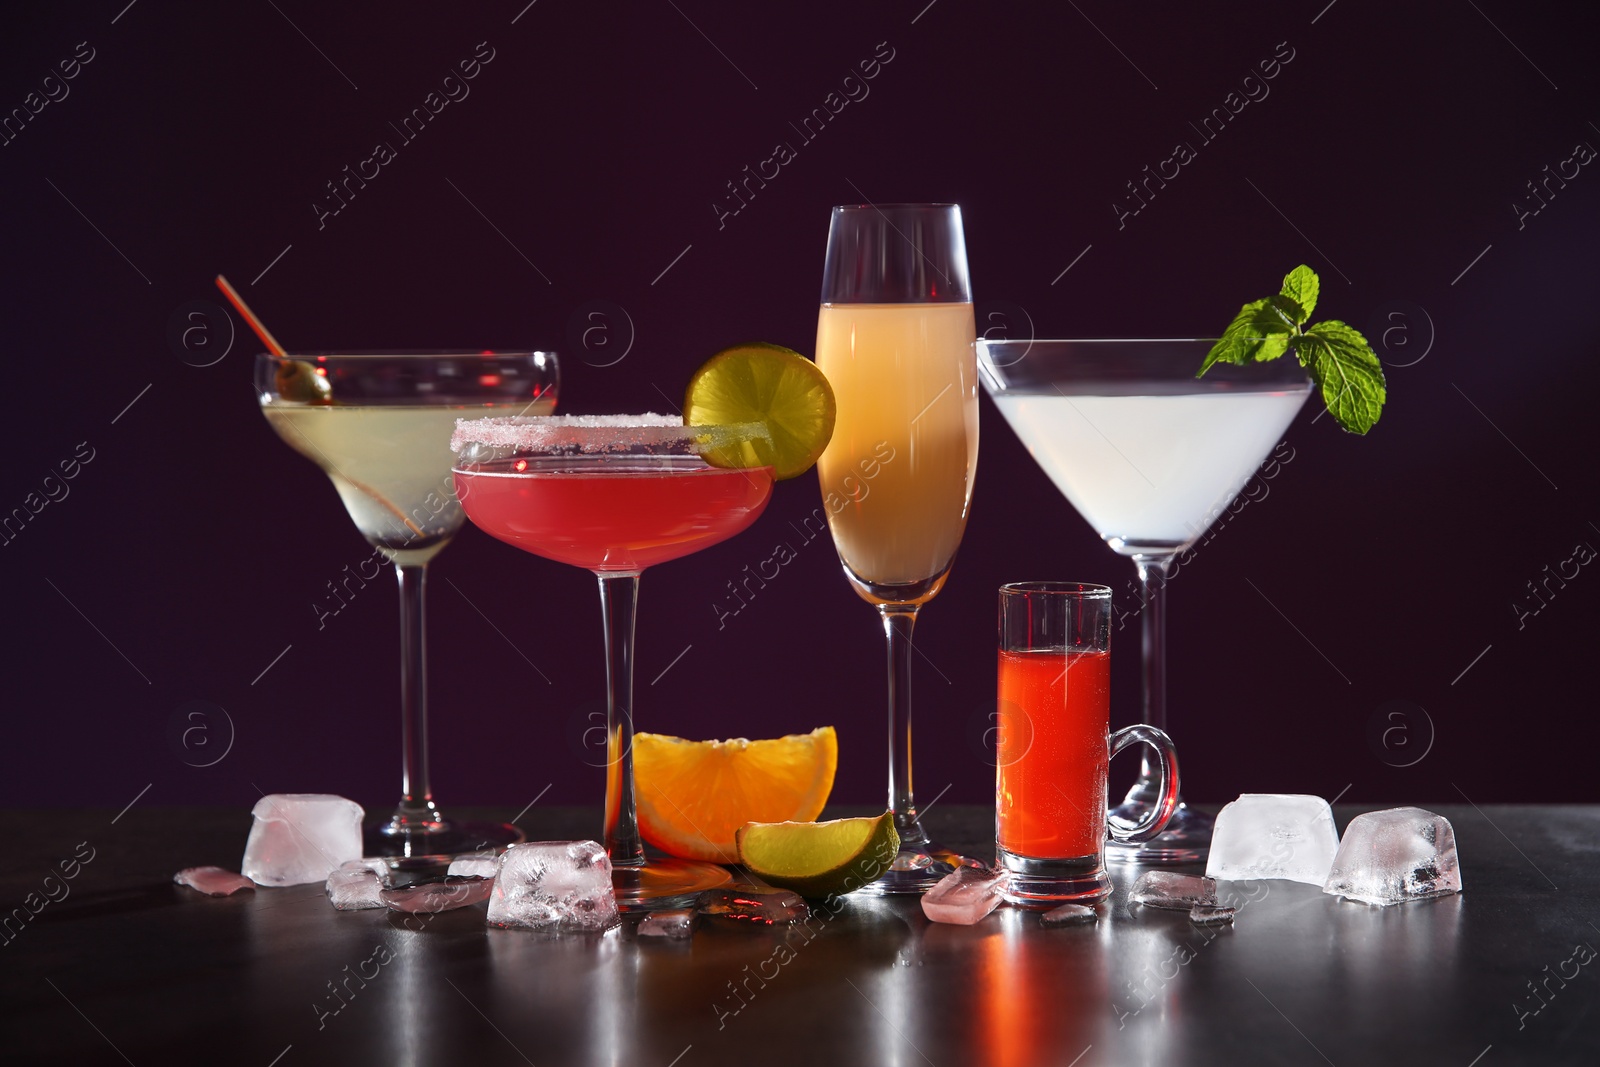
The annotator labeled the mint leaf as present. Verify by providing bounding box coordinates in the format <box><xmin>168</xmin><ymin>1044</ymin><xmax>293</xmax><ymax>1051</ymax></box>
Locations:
<box><xmin>1279</xmin><ymin>265</ymin><xmax>1319</xmax><ymax>323</ymax></box>
<box><xmin>1200</xmin><ymin>297</ymin><xmax>1295</xmax><ymax>374</ymax></box>
<box><xmin>1296</xmin><ymin>321</ymin><xmax>1386</xmax><ymax>434</ymax></box>
<box><xmin>1265</xmin><ymin>293</ymin><xmax>1305</xmax><ymax>336</ymax></box>
<box><xmin>1254</xmin><ymin>331</ymin><xmax>1292</xmax><ymax>363</ymax></box>
<box><xmin>1201</xmin><ymin>264</ymin><xmax>1385</xmax><ymax>433</ymax></box>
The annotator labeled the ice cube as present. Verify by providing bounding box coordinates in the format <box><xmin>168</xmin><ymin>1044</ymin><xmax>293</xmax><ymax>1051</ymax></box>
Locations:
<box><xmin>382</xmin><ymin>876</ymin><xmax>492</xmax><ymax>914</ymax></box>
<box><xmin>697</xmin><ymin>885</ymin><xmax>809</xmax><ymax>925</ymax></box>
<box><xmin>638</xmin><ymin>909</ymin><xmax>696</xmax><ymax>939</ymax></box>
<box><xmin>447</xmin><ymin>852</ymin><xmax>499</xmax><ymax>879</ymax></box>
<box><xmin>326</xmin><ymin>867</ymin><xmax>385</xmax><ymax>911</ymax></box>
<box><xmin>1040</xmin><ymin>903</ymin><xmax>1097</xmax><ymax>927</ymax></box>
<box><xmin>1189</xmin><ymin>904</ymin><xmax>1236</xmax><ymax>926</ymax></box>
<box><xmin>1130</xmin><ymin>871</ymin><xmax>1217</xmax><ymax>910</ymax></box>
<box><xmin>241</xmin><ymin>794</ymin><xmax>364</xmax><ymax>887</ymax></box>
<box><xmin>1322</xmin><ymin>806</ymin><xmax>1462</xmax><ymax>906</ymax></box>
<box><xmin>921</xmin><ymin>866</ymin><xmax>1007</xmax><ymax>925</ymax></box>
<box><xmin>1206</xmin><ymin>794</ymin><xmax>1341</xmax><ymax>885</ymax></box>
<box><xmin>174</xmin><ymin>867</ymin><xmax>254</xmax><ymax>897</ymax></box>
<box><xmin>486</xmin><ymin>841</ymin><xmax>618</xmax><ymax>931</ymax></box>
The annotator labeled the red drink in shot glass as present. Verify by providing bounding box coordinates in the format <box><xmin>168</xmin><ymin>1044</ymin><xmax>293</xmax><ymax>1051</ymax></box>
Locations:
<box><xmin>996</xmin><ymin>646</ymin><xmax>1112</xmax><ymax>860</ymax></box>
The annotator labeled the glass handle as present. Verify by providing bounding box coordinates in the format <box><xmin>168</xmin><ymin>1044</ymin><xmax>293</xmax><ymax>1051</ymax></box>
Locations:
<box><xmin>1105</xmin><ymin>725</ymin><xmax>1180</xmax><ymax>843</ymax></box>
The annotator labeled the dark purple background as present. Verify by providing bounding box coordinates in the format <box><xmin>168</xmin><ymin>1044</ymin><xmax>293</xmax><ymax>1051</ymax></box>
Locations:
<box><xmin>2</xmin><ymin>2</ymin><xmax>1595</xmax><ymax>816</ymax></box>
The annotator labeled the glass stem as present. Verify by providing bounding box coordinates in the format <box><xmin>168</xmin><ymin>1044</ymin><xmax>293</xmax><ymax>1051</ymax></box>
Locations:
<box><xmin>880</xmin><ymin>604</ymin><xmax>927</xmax><ymax>849</ymax></box>
<box><xmin>599</xmin><ymin>573</ymin><xmax>644</xmax><ymax>869</ymax></box>
<box><xmin>1133</xmin><ymin>553</ymin><xmax>1174</xmax><ymax>787</ymax></box>
<box><xmin>391</xmin><ymin>562</ymin><xmax>440</xmax><ymax>831</ymax></box>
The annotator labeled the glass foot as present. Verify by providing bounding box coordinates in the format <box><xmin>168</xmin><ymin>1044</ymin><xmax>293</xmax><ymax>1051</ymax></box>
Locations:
<box><xmin>612</xmin><ymin>857</ymin><xmax>732</xmax><ymax>912</ymax></box>
<box><xmin>364</xmin><ymin>818</ymin><xmax>525</xmax><ymax>863</ymax></box>
<box><xmin>1105</xmin><ymin>801</ymin><xmax>1212</xmax><ymax>865</ymax></box>
<box><xmin>851</xmin><ymin>841</ymin><xmax>963</xmax><ymax>896</ymax></box>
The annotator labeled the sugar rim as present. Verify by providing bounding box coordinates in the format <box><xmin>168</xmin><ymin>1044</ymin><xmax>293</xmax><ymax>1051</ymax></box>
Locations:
<box><xmin>451</xmin><ymin>413</ymin><xmax>765</xmax><ymax>455</ymax></box>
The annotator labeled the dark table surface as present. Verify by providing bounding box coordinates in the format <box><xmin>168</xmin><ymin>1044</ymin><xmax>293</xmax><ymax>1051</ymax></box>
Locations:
<box><xmin>3</xmin><ymin>803</ymin><xmax>1596</xmax><ymax>1066</ymax></box>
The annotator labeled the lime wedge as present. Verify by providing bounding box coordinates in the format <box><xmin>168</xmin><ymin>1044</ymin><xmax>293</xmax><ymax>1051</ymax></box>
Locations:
<box><xmin>736</xmin><ymin>812</ymin><xmax>899</xmax><ymax>899</ymax></box>
<box><xmin>684</xmin><ymin>343</ymin><xmax>836</xmax><ymax>480</ymax></box>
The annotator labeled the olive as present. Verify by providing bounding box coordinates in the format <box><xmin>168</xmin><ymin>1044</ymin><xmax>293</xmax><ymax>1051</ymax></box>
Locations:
<box><xmin>275</xmin><ymin>360</ymin><xmax>332</xmax><ymax>403</ymax></box>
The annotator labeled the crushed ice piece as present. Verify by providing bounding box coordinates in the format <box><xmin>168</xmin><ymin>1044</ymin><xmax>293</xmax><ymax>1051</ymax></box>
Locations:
<box><xmin>1322</xmin><ymin>806</ymin><xmax>1462</xmax><ymax>906</ymax></box>
<box><xmin>326</xmin><ymin>867</ymin><xmax>386</xmax><ymax>911</ymax></box>
<box><xmin>696</xmin><ymin>884</ymin><xmax>809</xmax><ymax>925</ymax></box>
<box><xmin>382</xmin><ymin>876</ymin><xmax>492</xmax><ymax>914</ymax></box>
<box><xmin>1040</xmin><ymin>903</ymin><xmax>1097</xmax><ymax>927</ymax></box>
<box><xmin>174</xmin><ymin>867</ymin><xmax>254</xmax><ymax>897</ymax></box>
<box><xmin>1206</xmin><ymin>794</ymin><xmax>1341</xmax><ymax>885</ymax></box>
<box><xmin>340</xmin><ymin>857</ymin><xmax>391</xmax><ymax>877</ymax></box>
<box><xmin>921</xmin><ymin>867</ymin><xmax>1007</xmax><ymax>925</ymax></box>
<box><xmin>1130</xmin><ymin>871</ymin><xmax>1217</xmax><ymax>910</ymax></box>
<box><xmin>638</xmin><ymin>909</ymin><xmax>696</xmax><ymax>939</ymax></box>
<box><xmin>241</xmin><ymin>794</ymin><xmax>364</xmax><ymax>887</ymax></box>
<box><xmin>447</xmin><ymin>852</ymin><xmax>499</xmax><ymax>879</ymax></box>
<box><xmin>486</xmin><ymin>841</ymin><xmax>618</xmax><ymax>931</ymax></box>
<box><xmin>1189</xmin><ymin>904</ymin><xmax>1237</xmax><ymax>926</ymax></box>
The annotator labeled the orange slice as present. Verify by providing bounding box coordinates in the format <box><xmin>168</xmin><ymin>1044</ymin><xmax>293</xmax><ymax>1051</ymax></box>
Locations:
<box><xmin>633</xmin><ymin>727</ymin><xmax>838</xmax><ymax>863</ymax></box>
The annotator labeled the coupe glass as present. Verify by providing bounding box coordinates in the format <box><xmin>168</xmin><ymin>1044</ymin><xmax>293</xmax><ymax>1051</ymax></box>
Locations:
<box><xmin>815</xmin><ymin>204</ymin><xmax>980</xmax><ymax>892</ymax></box>
<box><xmin>452</xmin><ymin>416</ymin><xmax>773</xmax><ymax>910</ymax></box>
<box><xmin>257</xmin><ymin>350</ymin><xmax>558</xmax><ymax>862</ymax></box>
<box><xmin>976</xmin><ymin>339</ymin><xmax>1311</xmax><ymax>863</ymax></box>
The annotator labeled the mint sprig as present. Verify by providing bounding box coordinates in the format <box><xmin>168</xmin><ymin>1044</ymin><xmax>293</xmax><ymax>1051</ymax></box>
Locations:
<box><xmin>1199</xmin><ymin>265</ymin><xmax>1386</xmax><ymax>434</ymax></box>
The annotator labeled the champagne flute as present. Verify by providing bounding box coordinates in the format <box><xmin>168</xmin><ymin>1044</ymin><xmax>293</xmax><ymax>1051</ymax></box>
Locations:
<box><xmin>814</xmin><ymin>203</ymin><xmax>979</xmax><ymax>894</ymax></box>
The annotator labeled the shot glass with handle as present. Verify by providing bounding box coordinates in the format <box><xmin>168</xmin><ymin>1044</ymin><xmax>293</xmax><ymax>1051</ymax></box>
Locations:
<box><xmin>995</xmin><ymin>582</ymin><xmax>1180</xmax><ymax>905</ymax></box>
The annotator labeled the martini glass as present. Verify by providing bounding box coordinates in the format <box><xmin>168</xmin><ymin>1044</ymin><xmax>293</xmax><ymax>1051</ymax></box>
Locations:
<box><xmin>976</xmin><ymin>339</ymin><xmax>1311</xmax><ymax>864</ymax></box>
<box><xmin>451</xmin><ymin>415</ymin><xmax>773</xmax><ymax>910</ymax></box>
<box><xmin>257</xmin><ymin>351</ymin><xmax>558</xmax><ymax>862</ymax></box>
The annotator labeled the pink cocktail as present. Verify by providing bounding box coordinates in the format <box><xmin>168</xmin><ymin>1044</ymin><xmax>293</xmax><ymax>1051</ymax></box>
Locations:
<box><xmin>455</xmin><ymin>462</ymin><xmax>772</xmax><ymax>572</ymax></box>
<box><xmin>451</xmin><ymin>415</ymin><xmax>774</xmax><ymax>911</ymax></box>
